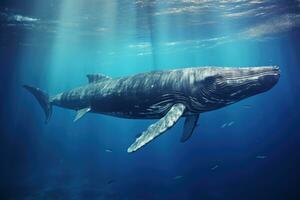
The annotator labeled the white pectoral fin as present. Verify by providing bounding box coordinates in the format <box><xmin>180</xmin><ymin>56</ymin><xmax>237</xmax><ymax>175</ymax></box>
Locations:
<box><xmin>127</xmin><ymin>103</ymin><xmax>186</xmax><ymax>153</ymax></box>
<box><xmin>180</xmin><ymin>114</ymin><xmax>199</xmax><ymax>143</ymax></box>
<box><xmin>74</xmin><ymin>107</ymin><xmax>91</xmax><ymax>122</ymax></box>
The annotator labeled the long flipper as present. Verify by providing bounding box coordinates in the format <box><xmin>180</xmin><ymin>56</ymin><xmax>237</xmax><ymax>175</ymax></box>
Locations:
<box><xmin>127</xmin><ymin>103</ymin><xmax>186</xmax><ymax>153</ymax></box>
<box><xmin>180</xmin><ymin>114</ymin><xmax>199</xmax><ymax>143</ymax></box>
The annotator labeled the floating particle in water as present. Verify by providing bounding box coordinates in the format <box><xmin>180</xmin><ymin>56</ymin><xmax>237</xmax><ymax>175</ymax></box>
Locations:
<box><xmin>242</xmin><ymin>105</ymin><xmax>252</xmax><ymax>109</ymax></box>
<box><xmin>221</xmin><ymin>123</ymin><xmax>227</xmax><ymax>128</ymax></box>
<box><xmin>221</xmin><ymin>121</ymin><xmax>234</xmax><ymax>128</ymax></box>
<box><xmin>173</xmin><ymin>175</ymin><xmax>184</xmax><ymax>180</ymax></box>
<box><xmin>107</xmin><ymin>179</ymin><xmax>115</xmax><ymax>185</ymax></box>
<box><xmin>256</xmin><ymin>155</ymin><xmax>267</xmax><ymax>159</ymax></box>
<box><xmin>227</xmin><ymin>121</ymin><xmax>235</xmax><ymax>126</ymax></box>
<box><xmin>105</xmin><ymin>149</ymin><xmax>112</xmax><ymax>153</ymax></box>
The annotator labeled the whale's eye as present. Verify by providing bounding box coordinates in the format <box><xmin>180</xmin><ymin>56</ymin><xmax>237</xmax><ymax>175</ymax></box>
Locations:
<box><xmin>204</xmin><ymin>76</ymin><xmax>217</xmax><ymax>84</ymax></box>
<box><xmin>203</xmin><ymin>75</ymin><xmax>225</xmax><ymax>91</ymax></box>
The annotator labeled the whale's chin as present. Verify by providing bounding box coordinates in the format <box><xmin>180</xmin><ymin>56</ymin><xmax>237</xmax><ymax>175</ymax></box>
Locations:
<box><xmin>258</xmin><ymin>70</ymin><xmax>280</xmax><ymax>91</ymax></box>
<box><xmin>210</xmin><ymin>66</ymin><xmax>280</xmax><ymax>101</ymax></box>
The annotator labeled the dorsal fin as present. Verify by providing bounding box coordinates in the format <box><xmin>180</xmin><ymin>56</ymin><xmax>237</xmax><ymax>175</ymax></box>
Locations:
<box><xmin>87</xmin><ymin>74</ymin><xmax>112</xmax><ymax>83</ymax></box>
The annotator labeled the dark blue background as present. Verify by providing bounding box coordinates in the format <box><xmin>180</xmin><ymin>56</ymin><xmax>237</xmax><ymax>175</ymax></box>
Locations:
<box><xmin>1</xmin><ymin>0</ymin><xmax>300</xmax><ymax>199</ymax></box>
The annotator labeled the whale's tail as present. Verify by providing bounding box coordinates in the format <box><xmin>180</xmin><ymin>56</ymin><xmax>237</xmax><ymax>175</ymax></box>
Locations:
<box><xmin>23</xmin><ymin>85</ymin><xmax>52</xmax><ymax>123</ymax></box>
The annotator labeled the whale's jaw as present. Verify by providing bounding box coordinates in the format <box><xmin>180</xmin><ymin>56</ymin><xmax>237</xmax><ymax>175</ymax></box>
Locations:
<box><xmin>224</xmin><ymin>66</ymin><xmax>280</xmax><ymax>98</ymax></box>
<box><xmin>257</xmin><ymin>66</ymin><xmax>280</xmax><ymax>91</ymax></box>
<box><xmin>193</xmin><ymin>66</ymin><xmax>280</xmax><ymax>107</ymax></box>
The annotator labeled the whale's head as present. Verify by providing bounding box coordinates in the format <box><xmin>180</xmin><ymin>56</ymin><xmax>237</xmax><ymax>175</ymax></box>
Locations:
<box><xmin>193</xmin><ymin>66</ymin><xmax>280</xmax><ymax>107</ymax></box>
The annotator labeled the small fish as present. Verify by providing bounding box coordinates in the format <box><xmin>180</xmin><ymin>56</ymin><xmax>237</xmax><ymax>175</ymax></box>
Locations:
<box><xmin>256</xmin><ymin>155</ymin><xmax>266</xmax><ymax>159</ymax></box>
<box><xmin>211</xmin><ymin>165</ymin><xmax>219</xmax><ymax>170</ymax></box>
<box><xmin>173</xmin><ymin>175</ymin><xmax>184</xmax><ymax>180</ymax></box>
<box><xmin>105</xmin><ymin>149</ymin><xmax>112</xmax><ymax>153</ymax></box>
<box><xmin>107</xmin><ymin>179</ymin><xmax>115</xmax><ymax>185</ymax></box>
<box><xmin>221</xmin><ymin>123</ymin><xmax>227</xmax><ymax>128</ymax></box>
<box><xmin>227</xmin><ymin>121</ymin><xmax>235</xmax><ymax>126</ymax></box>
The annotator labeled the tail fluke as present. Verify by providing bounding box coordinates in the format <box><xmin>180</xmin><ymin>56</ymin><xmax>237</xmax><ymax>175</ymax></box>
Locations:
<box><xmin>23</xmin><ymin>85</ymin><xmax>52</xmax><ymax>123</ymax></box>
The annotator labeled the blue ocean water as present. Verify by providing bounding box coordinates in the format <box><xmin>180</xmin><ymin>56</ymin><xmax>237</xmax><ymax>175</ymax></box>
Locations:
<box><xmin>0</xmin><ymin>0</ymin><xmax>300</xmax><ymax>199</ymax></box>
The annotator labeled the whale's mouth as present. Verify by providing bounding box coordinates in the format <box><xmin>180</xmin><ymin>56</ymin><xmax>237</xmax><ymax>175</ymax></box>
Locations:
<box><xmin>215</xmin><ymin>66</ymin><xmax>280</xmax><ymax>100</ymax></box>
<box><xmin>258</xmin><ymin>66</ymin><xmax>280</xmax><ymax>85</ymax></box>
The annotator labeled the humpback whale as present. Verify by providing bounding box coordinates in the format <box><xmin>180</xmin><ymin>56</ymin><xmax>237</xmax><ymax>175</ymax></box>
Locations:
<box><xmin>24</xmin><ymin>66</ymin><xmax>280</xmax><ymax>153</ymax></box>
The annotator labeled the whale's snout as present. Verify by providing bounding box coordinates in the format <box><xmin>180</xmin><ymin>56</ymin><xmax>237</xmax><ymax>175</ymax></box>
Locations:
<box><xmin>209</xmin><ymin>66</ymin><xmax>281</xmax><ymax>102</ymax></box>
<box><xmin>258</xmin><ymin>66</ymin><xmax>280</xmax><ymax>90</ymax></box>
